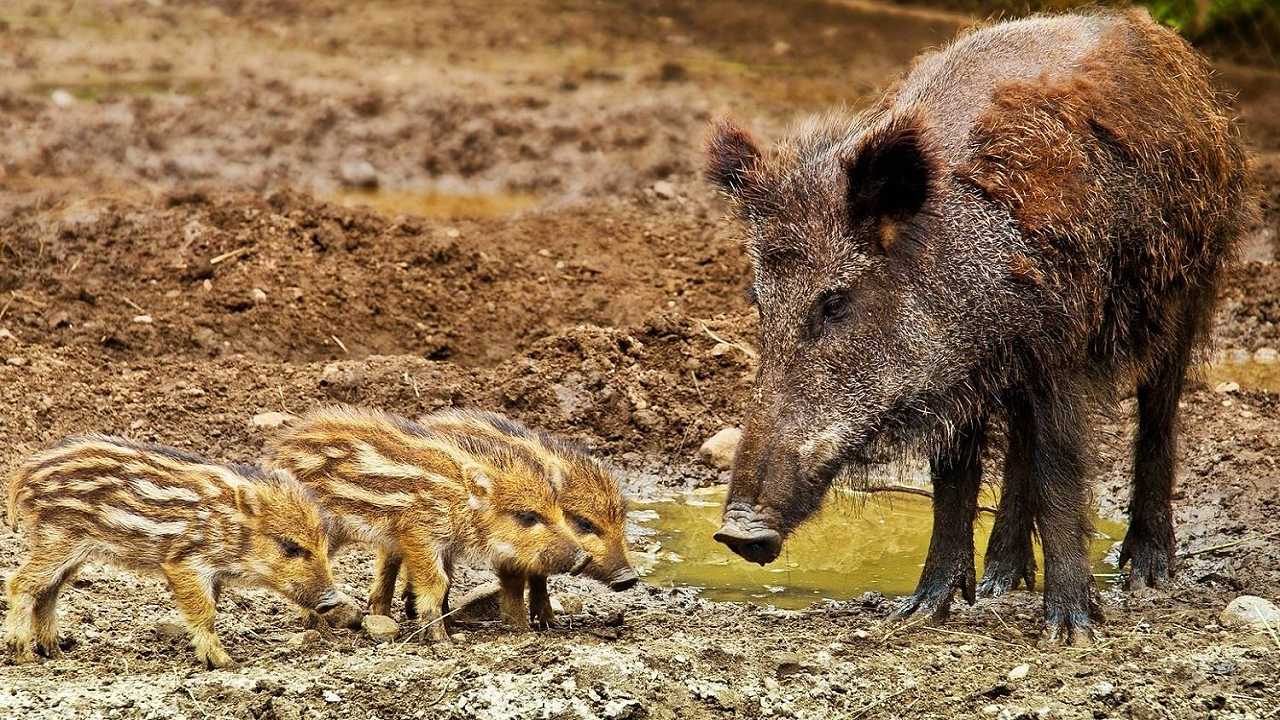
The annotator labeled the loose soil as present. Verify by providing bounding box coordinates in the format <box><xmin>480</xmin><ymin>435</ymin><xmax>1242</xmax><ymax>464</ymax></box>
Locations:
<box><xmin>1</xmin><ymin>1</ymin><xmax>1278</xmax><ymax>718</ymax></box>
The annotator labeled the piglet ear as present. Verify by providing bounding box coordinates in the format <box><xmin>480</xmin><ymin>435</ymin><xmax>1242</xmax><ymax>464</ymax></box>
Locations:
<box><xmin>706</xmin><ymin>119</ymin><xmax>761</xmax><ymax>195</ymax></box>
<box><xmin>463</xmin><ymin>463</ymin><xmax>492</xmax><ymax>498</ymax></box>
<box><xmin>845</xmin><ymin>116</ymin><xmax>936</xmax><ymax>249</ymax></box>
<box><xmin>234</xmin><ymin>484</ymin><xmax>260</xmax><ymax>518</ymax></box>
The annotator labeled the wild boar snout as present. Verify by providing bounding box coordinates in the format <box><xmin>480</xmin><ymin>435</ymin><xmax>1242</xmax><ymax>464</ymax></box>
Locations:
<box><xmin>608</xmin><ymin>566</ymin><xmax>639</xmax><ymax>591</ymax></box>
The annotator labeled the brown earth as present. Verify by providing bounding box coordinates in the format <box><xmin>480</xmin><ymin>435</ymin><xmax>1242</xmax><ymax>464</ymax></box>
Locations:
<box><xmin>1</xmin><ymin>1</ymin><xmax>1278</xmax><ymax>718</ymax></box>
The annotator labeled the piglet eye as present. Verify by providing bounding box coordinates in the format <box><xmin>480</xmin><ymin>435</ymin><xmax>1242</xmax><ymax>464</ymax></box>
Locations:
<box><xmin>570</xmin><ymin>514</ymin><xmax>599</xmax><ymax>536</ymax></box>
<box><xmin>277</xmin><ymin>538</ymin><xmax>309</xmax><ymax>559</ymax></box>
<box><xmin>514</xmin><ymin>511</ymin><xmax>543</xmax><ymax>527</ymax></box>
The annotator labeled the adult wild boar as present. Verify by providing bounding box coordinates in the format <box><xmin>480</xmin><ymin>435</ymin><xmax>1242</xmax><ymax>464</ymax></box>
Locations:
<box><xmin>707</xmin><ymin>9</ymin><xmax>1246</xmax><ymax>644</ymax></box>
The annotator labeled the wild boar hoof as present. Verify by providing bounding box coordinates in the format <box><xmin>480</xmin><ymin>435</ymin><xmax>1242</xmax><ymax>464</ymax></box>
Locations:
<box><xmin>7</xmin><ymin>641</ymin><xmax>38</xmax><ymax>664</ymax></box>
<box><xmin>976</xmin><ymin>556</ymin><xmax>1037</xmax><ymax>598</ymax></box>
<box><xmin>1118</xmin><ymin>530</ymin><xmax>1174</xmax><ymax>591</ymax></box>
<box><xmin>893</xmin><ymin>558</ymin><xmax>976</xmax><ymax>623</ymax></box>
<box><xmin>34</xmin><ymin>641</ymin><xmax>63</xmax><ymax>660</ymax></box>
<box><xmin>1038</xmin><ymin>614</ymin><xmax>1097</xmax><ymax>648</ymax></box>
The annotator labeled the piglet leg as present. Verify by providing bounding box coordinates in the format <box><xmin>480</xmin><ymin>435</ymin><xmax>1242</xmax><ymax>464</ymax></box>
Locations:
<box><xmin>497</xmin><ymin>571</ymin><xmax>532</xmax><ymax>632</ymax></box>
<box><xmin>163</xmin><ymin>562</ymin><xmax>236</xmax><ymax>669</ymax></box>
<box><xmin>527</xmin><ymin>575</ymin><xmax>557</xmax><ymax>630</ymax></box>
<box><xmin>401</xmin><ymin>539</ymin><xmax>451</xmax><ymax>642</ymax></box>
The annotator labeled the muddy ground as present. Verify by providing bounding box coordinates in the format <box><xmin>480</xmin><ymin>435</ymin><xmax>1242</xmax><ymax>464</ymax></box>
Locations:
<box><xmin>1</xmin><ymin>1</ymin><xmax>1279</xmax><ymax>718</ymax></box>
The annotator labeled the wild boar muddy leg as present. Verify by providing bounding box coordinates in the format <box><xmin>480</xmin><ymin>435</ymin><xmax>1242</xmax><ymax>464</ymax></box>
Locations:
<box><xmin>1122</xmin><ymin>292</ymin><xmax>1202</xmax><ymax>590</ymax></box>
<box><xmin>369</xmin><ymin>548</ymin><xmax>402</xmax><ymax>617</ymax></box>
<box><xmin>893</xmin><ymin>419</ymin><xmax>984</xmax><ymax>622</ymax></box>
<box><xmin>1029</xmin><ymin>384</ymin><xmax>1101</xmax><ymax>646</ymax></box>
<box><xmin>162</xmin><ymin>561</ymin><xmax>236</xmax><ymax>669</ymax></box>
<box><xmin>527</xmin><ymin>574</ymin><xmax>556</xmax><ymax>630</ymax></box>
<box><xmin>978</xmin><ymin>393</ymin><xmax>1038</xmax><ymax>596</ymax></box>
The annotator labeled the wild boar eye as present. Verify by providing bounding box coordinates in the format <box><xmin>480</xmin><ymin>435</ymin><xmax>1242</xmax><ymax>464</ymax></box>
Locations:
<box><xmin>277</xmin><ymin>538</ymin><xmax>309</xmax><ymax>559</ymax></box>
<box><xmin>569</xmin><ymin>514</ymin><xmax>599</xmax><ymax>536</ymax></box>
<box><xmin>514</xmin><ymin>511</ymin><xmax>543</xmax><ymax>528</ymax></box>
<box><xmin>812</xmin><ymin>292</ymin><xmax>850</xmax><ymax>335</ymax></box>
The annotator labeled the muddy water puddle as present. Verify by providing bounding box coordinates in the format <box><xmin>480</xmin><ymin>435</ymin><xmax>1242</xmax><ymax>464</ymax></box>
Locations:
<box><xmin>632</xmin><ymin>486</ymin><xmax>1126</xmax><ymax>609</ymax></box>
<box><xmin>1205</xmin><ymin>358</ymin><xmax>1280</xmax><ymax>393</ymax></box>
<box><xmin>329</xmin><ymin>189</ymin><xmax>540</xmax><ymax>219</ymax></box>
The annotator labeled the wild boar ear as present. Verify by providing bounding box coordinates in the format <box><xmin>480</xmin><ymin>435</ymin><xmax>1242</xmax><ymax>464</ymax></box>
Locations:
<box><xmin>463</xmin><ymin>463</ymin><xmax>493</xmax><ymax>509</ymax></box>
<box><xmin>706</xmin><ymin>119</ymin><xmax>761</xmax><ymax>196</ymax></box>
<box><xmin>233</xmin><ymin>484</ymin><xmax>261</xmax><ymax>518</ymax></box>
<box><xmin>845</xmin><ymin>116</ymin><xmax>936</xmax><ymax>251</ymax></box>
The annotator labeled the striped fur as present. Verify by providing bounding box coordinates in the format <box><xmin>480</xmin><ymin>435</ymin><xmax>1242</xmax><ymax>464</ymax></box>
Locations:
<box><xmin>4</xmin><ymin>435</ymin><xmax>357</xmax><ymax>668</ymax></box>
<box><xmin>268</xmin><ymin>406</ymin><xmax>589</xmax><ymax>639</ymax></box>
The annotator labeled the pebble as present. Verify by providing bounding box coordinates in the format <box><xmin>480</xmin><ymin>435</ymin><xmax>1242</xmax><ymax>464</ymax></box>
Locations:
<box><xmin>155</xmin><ymin>620</ymin><xmax>187</xmax><ymax>641</ymax></box>
<box><xmin>338</xmin><ymin>160</ymin><xmax>378</xmax><ymax>189</ymax></box>
<box><xmin>362</xmin><ymin>614</ymin><xmax>400</xmax><ymax>642</ymax></box>
<box><xmin>1008</xmin><ymin>663</ymin><xmax>1030</xmax><ymax>681</ymax></box>
<box><xmin>0</xmin><ymin>328</ymin><xmax>14</xmax><ymax>340</ymax></box>
<box><xmin>450</xmin><ymin>632</ymin><xmax>467</xmax><ymax>642</ymax></box>
<box><xmin>557</xmin><ymin>594</ymin><xmax>584</xmax><ymax>615</ymax></box>
<box><xmin>652</xmin><ymin>181</ymin><xmax>677</xmax><ymax>199</ymax></box>
<box><xmin>288</xmin><ymin>629</ymin><xmax>321</xmax><ymax>647</ymax></box>
<box><xmin>132</xmin><ymin>314</ymin><xmax>154</xmax><ymax>324</ymax></box>
<box><xmin>251</xmin><ymin>288</ymin><xmax>268</xmax><ymax>303</ymax></box>
<box><xmin>774</xmin><ymin>652</ymin><xmax>806</xmax><ymax>678</ymax></box>
<box><xmin>1219</xmin><ymin>595</ymin><xmax>1280</xmax><ymax>629</ymax></box>
<box><xmin>982</xmin><ymin>705</ymin><xmax>1002</xmax><ymax>716</ymax></box>
<box><xmin>709</xmin><ymin>342</ymin><xmax>735</xmax><ymax>357</ymax></box>
<box><xmin>6</xmin><ymin>356</ymin><xmax>28</xmax><ymax>367</ymax></box>
<box><xmin>850</xmin><ymin>629</ymin><xmax>871</xmax><ymax>641</ymax></box>
<box><xmin>1255</xmin><ymin>347</ymin><xmax>1278</xmax><ymax>364</ymax></box>
<box><xmin>698</xmin><ymin>427</ymin><xmax>742</xmax><ymax>470</ymax></box>
<box><xmin>322</xmin><ymin>689</ymin><xmax>341</xmax><ymax>703</ymax></box>
<box><xmin>1213</xmin><ymin>381</ymin><xmax>1240</xmax><ymax>394</ymax></box>
<box><xmin>50</xmin><ymin>88</ymin><xmax>76</xmax><ymax>107</ymax></box>
<box><xmin>250</xmin><ymin>411</ymin><xmax>295</xmax><ymax>430</ymax></box>
<box><xmin>1089</xmin><ymin>681</ymin><xmax>1115</xmax><ymax>700</ymax></box>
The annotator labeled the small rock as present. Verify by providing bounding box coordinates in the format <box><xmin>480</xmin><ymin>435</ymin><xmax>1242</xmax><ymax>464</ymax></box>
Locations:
<box><xmin>322</xmin><ymin>689</ymin><xmax>341</xmax><ymax>703</ymax></box>
<box><xmin>632</xmin><ymin>408</ymin><xmax>662</xmax><ymax>431</ymax></box>
<box><xmin>155</xmin><ymin>620</ymin><xmax>187</xmax><ymax>641</ymax></box>
<box><xmin>1008</xmin><ymin>663</ymin><xmax>1030</xmax><ymax>681</ymax></box>
<box><xmin>320</xmin><ymin>362</ymin><xmax>365</xmax><ymax>391</ymax></box>
<box><xmin>132</xmin><ymin>314</ymin><xmax>154</xmax><ymax>324</ymax></box>
<box><xmin>1214</xmin><ymin>381</ymin><xmax>1240</xmax><ymax>394</ymax></box>
<box><xmin>1255</xmin><ymin>347</ymin><xmax>1278</xmax><ymax>364</ymax></box>
<box><xmin>50</xmin><ymin>89</ymin><xmax>76</xmax><ymax>107</ymax></box>
<box><xmin>982</xmin><ymin>705</ymin><xmax>1002</xmax><ymax>717</ymax></box>
<box><xmin>709</xmin><ymin>342</ymin><xmax>735</xmax><ymax>357</ymax></box>
<box><xmin>6</xmin><ymin>356</ymin><xmax>28</xmax><ymax>367</ymax></box>
<box><xmin>0</xmin><ymin>328</ymin><xmax>14</xmax><ymax>340</ymax></box>
<box><xmin>250</xmin><ymin>411</ymin><xmax>295</xmax><ymax>430</ymax></box>
<box><xmin>557</xmin><ymin>594</ymin><xmax>584</xmax><ymax>615</ymax></box>
<box><xmin>251</xmin><ymin>288</ymin><xmax>268</xmax><ymax>303</ymax></box>
<box><xmin>775</xmin><ymin>652</ymin><xmax>807</xmax><ymax>678</ymax></box>
<box><xmin>450</xmin><ymin>632</ymin><xmax>467</xmax><ymax>642</ymax></box>
<box><xmin>1219</xmin><ymin>595</ymin><xmax>1280</xmax><ymax>629</ymax></box>
<box><xmin>362</xmin><ymin>614</ymin><xmax>399</xmax><ymax>642</ymax></box>
<box><xmin>772</xmin><ymin>40</ymin><xmax>791</xmax><ymax>55</ymax></box>
<box><xmin>850</xmin><ymin>629</ymin><xmax>871</xmax><ymax>641</ymax></box>
<box><xmin>1089</xmin><ymin>681</ymin><xmax>1115</xmax><ymax>700</ymax></box>
<box><xmin>338</xmin><ymin>160</ymin><xmax>378</xmax><ymax>189</ymax></box>
<box><xmin>698</xmin><ymin>427</ymin><xmax>742</xmax><ymax>470</ymax></box>
<box><xmin>652</xmin><ymin>181</ymin><xmax>677</xmax><ymax>199</ymax></box>
<box><xmin>453</xmin><ymin>582</ymin><xmax>501</xmax><ymax>622</ymax></box>
<box><xmin>288</xmin><ymin>630</ymin><xmax>321</xmax><ymax>647</ymax></box>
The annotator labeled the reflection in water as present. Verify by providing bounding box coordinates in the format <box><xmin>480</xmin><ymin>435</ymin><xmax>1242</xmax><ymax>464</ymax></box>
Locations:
<box><xmin>631</xmin><ymin>485</ymin><xmax>1126</xmax><ymax>609</ymax></box>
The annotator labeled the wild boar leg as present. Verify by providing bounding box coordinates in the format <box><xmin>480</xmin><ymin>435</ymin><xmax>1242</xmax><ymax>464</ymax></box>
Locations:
<box><xmin>400</xmin><ymin>542</ymin><xmax>451</xmax><ymax>642</ymax></box>
<box><xmin>978</xmin><ymin>392</ymin><xmax>1038</xmax><ymax>596</ymax></box>
<box><xmin>162</xmin><ymin>562</ymin><xmax>236</xmax><ymax>669</ymax></box>
<box><xmin>497</xmin><ymin>570</ymin><xmax>532</xmax><ymax>632</ymax></box>
<box><xmin>1030</xmin><ymin>386</ymin><xmax>1100</xmax><ymax>646</ymax></box>
<box><xmin>894</xmin><ymin>419</ymin><xmax>984</xmax><ymax>622</ymax></box>
<box><xmin>527</xmin><ymin>574</ymin><xmax>556</xmax><ymax>630</ymax></box>
<box><xmin>401</xmin><ymin>556</ymin><xmax>452</xmax><ymax>622</ymax></box>
<box><xmin>1123</xmin><ymin>296</ymin><xmax>1199</xmax><ymax>590</ymax></box>
<box><xmin>5</xmin><ymin>547</ymin><xmax>83</xmax><ymax>663</ymax></box>
<box><xmin>369</xmin><ymin>548</ymin><xmax>402</xmax><ymax>617</ymax></box>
